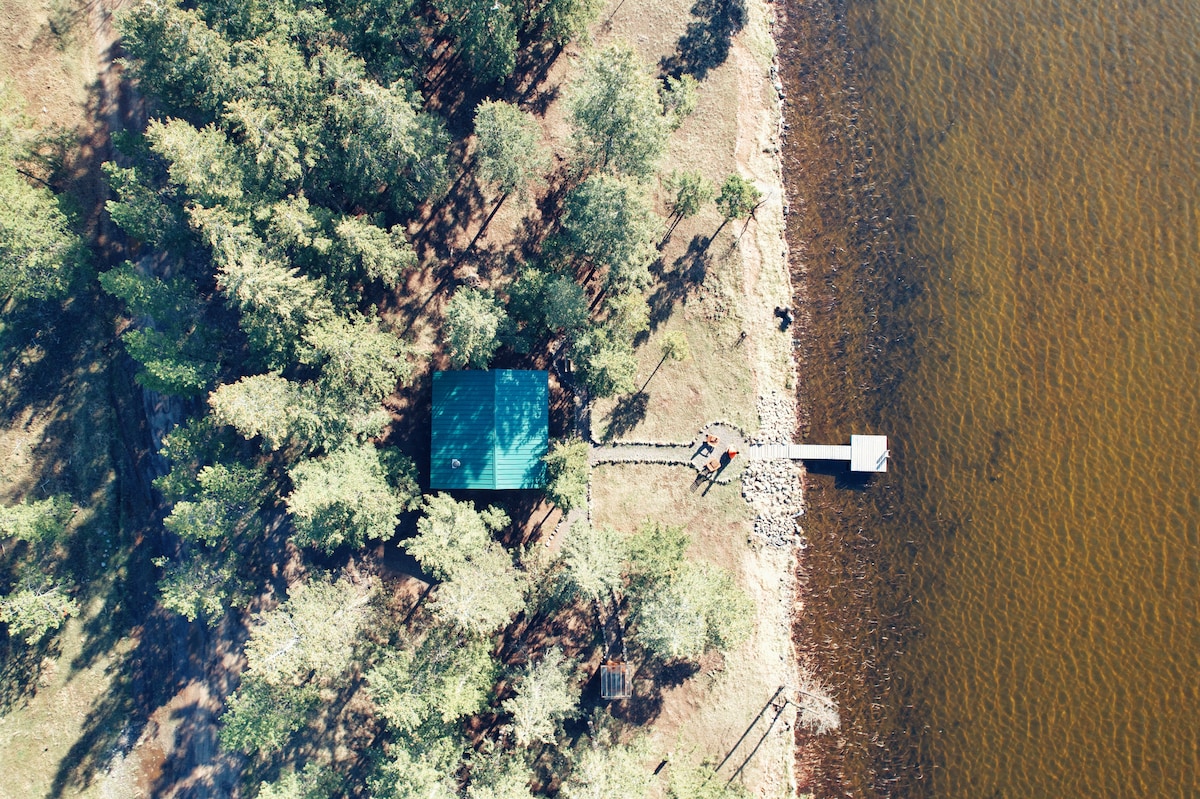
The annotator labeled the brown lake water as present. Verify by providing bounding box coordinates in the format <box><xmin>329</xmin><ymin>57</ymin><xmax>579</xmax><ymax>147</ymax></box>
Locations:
<box><xmin>778</xmin><ymin>0</ymin><xmax>1199</xmax><ymax>796</ymax></box>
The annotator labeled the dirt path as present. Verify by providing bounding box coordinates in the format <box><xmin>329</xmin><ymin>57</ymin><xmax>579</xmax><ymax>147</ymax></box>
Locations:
<box><xmin>77</xmin><ymin>4</ymin><xmax>244</xmax><ymax>796</ymax></box>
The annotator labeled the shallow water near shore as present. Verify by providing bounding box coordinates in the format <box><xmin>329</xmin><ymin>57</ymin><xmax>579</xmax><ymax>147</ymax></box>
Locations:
<box><xmin>779</xmin><ymin>0</ymin><xmax>1199</xmax><ymax>796</ymax></box>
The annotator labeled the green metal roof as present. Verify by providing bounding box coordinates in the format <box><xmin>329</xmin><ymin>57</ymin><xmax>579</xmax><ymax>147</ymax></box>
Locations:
<box><xmin>430</xmin><ymin>370</ymin><xmax>548</xmax><ymax>490</ymax></box>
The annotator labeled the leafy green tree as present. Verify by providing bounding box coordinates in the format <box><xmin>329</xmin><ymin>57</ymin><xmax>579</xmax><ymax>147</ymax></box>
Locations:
<box><xmin>287</xmin><ymin>444</ymin><xmax>419</xmax><ymax>552</ymax></box>
<box><xmin>405</xmin><ymin>493</ymin><xmax>510</xmax><ymax>581</ymax></box>
<box><xmin>573</xmin><ymin>329</ymin><xmax>638</xmax><ymax>398</ymax></box>
<box><xmin>0</xmin><ymin>163</ymin><xmax>85</xmax><ymax>300</ymax></box>
<box><xmin>505</xmin><ymin>268</ymin><xmax>588</xmax><ymax>351</ymax></box>
<box><xmin>502</xmin><ymin>647</ymin><xmax>580</xmax><ymax>746</ymax></box>
<box><xmin>163</xmin><ymin>462</ymin><xmax>267</xmax><ymax>544</ymax></box>
<box><xmin>439</xmin><ymin>0</ymin><xmax>519</xmax><ymax>83</ymax></box>
<box><xmin>243</xmin><ymin>575</ymin><xmax>378</xmax><ymax>685</ymax></box>
<box><xmin>660</xmin><ymin>330</ymin><xmax>690</xmax><ymax>364</ymax></box>
<box><xmin>715</xmin><ymin>173</ymin><xmax>762</xmax><ymax>222</ymax></box>
<box><xmin>219</xmin><ymin>677</ymin><xmax>319</xmax><ymax>755</ymax></box>
<box><xmin>208</xmin><ymin>373</ymin><xmax>317</xmax><ymax>450</ymax></box>
<box><xmin>146</xmin><ymin>118</ymin><xmax>246</xmax><ymax>208</ymax></box>
<box><xmin>560</xmin><ymin>522</ymin><xmax>624</xmax><ymax>601</ymax></box>
<box><xmin>99</xmin><ymin>262</ymin><xmax>221</xmax><ymax>397</ymax></box>
<box><xmin>634</xmin><ymin>561</ymin><xmax>752</xmax><ymax>661</ymax></box>
<box><xmin>367</xmin><ymin>630</ymin><xmax>498</xmax><ymax>732</ymax></box>
<box><xmin>539</xmin><ymin>274</ymin><xmax>590</xmax><ymax>334</ymax></box>
<box><xmin>543</xmin><ymin>439</ymin><xmax>590</xmax><ymax>512</ymax></box>
<box><xmin>568</xmin><ymin>43</ymin><xmax>670</xmax><ymax>177</ymax></box>
<box><xmin>626</xmin><ymin>521</ymin><xmax>690</xmax><ymax>588</ymax></box>
<box><xmin>0</xmin><ymin>496</ymin><xmax>72</xmax><ymax>548</ymax></box>
<box><xmin>430</xmin><ymin>545</ymin><xmax>526</xmax><ymax>636</ymax></box>
<box><xmin>474</xmin><ymin>101</ymin><xmax>550</xmax><ymax>198</ymax></box>
<box><xmin>603</xmin><ymin>291</ymin><xmax>650</xmax><ymax>341</ymax></box>
<box><xmin>153</xmin><ymin>551</ymin><xmax>247</xmax><ymax>624</ymax></box>
<box><xmin>255</xmin><ymin>762</ymin><xmax>342</xmax><ymax>799</ymax></box>
<box><xmin>369</xmin><ymin>727</ymin><xmax>465</xmax><ymax>799</ymax></box>
<box><xmin>444</xmin><ymin>287</ymin><xmax>507</xmax><ymax>368</ymax></box>
<box><xmin>666</xmin><ymin>170</ymin><xmax>714</xmax><ymax>220</ymax></box>
<box><xmin>302</xmin><ymin>313</ymin><xmax>413</xmax><ymax>403</ymax></box>
<box><xmin>333</xmin><ymin>215</ymin><xmax>417</xmax><ymax>285</ymax></box>
<box><xmin>466</xmin><ymin>744</ymin><xmax>536</xmax><ymax>799</ymax></box>
<box><xmin>0</xmin><ymin>583</ymin><xmax>79</xmax><ymax>644</ymax></box>
<box><xmin>530</xmin><ymin>0</ymin><xmax>603</xmax><ymax>45</ymax></box>
<box><xmin>563</xmin><ymin>174</ymin><xmax>661</xmax><ymax>293</ymax></box>
<box><xmin>660</xmin><ymin>74</ymin><xmax>700</xmax><ymax>129</ymax></box>
<box><xmin>560</xmin><ymin>738</ymin><xmax>653</xmax><ymax>799</ymax></box>
<box><xmin>661</xmin><ymin>169</ymin><xmax>714</xmax><ymax>246</ymax></box>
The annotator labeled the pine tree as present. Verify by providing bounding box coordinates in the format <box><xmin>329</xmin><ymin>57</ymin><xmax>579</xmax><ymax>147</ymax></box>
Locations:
<box><xmin>474</xmin><ymin>101</ymin><xmax>550</xmax><ymax>198</ymax></box>
<box><xmin>243</xmin><ymin>575</ymin><xmax>378</xmax><ymax>685</ymax></box>
<box><xmin>405</xmin><ymin>493</ymin><xmax>510</xmax><ymax>581</ymax></box>
<box><xmin>302</xmin><ymin>313</ymin><xmax>413</xmax><ymax>403</ymax></box>
<box><xmin>560</xmin><ymin>738</ymin><xmax>653</xmax><ymax>799</ymax></box>
<box><xmin>208</xmin><ymin>373</ymin><xmax>317</xmax><ymax>451</ymax></box>
<box><xmin>502</xmin><ymin>647</ymin><xmax>580</xmax><ymax>746</ymax></box>
<box><xmin>560</xmin><ymin>522</ymin><xmax>624</xmax><ymax>601</ymax></box>
<box><xmin>543</xmin><ymin>439</ymin><xmax>591</xmax><ymax>512</ymax></box>
<box><xmin>287</xmin><ymin>444</ymin><xmax>419</xmax><ymax>552</ymax></box>
<box><xmin>563</xmin><ymin>174</ymin><xmax>661</xmax><ymax>293</ymax></box>
<box><xmin>0</xmin><ymin>496</ymin><xmax>73</xmax><ymax>548</ymax></box>
<box><xmin>430</xmin><ymin>546</ymin><xmax>526</xmax><ymax>636</ymax></box>
<box><xmin>444</xmin><ymin>288</ymin><xmax>507</xmax><ymax>368</ymax></box>
<box><xmin>0</xmin><ymin>583</ymin><xmax>80</xmax><ymax>644</ymax></box>
<box><xmin>333</xmin><ymin>215</ymin><xmax>417</xmax><ymax>285</ymax></box>
<box><xmin>0</xmin><ymin>163</ymin><xmax>85</xmax><ymax>300</ymax></box>
<box><xmin>162</xmin><ymin>462</ymin><xmax>266</xmax><ymax>544</ymax></box>
<box><xmin>154</xmin><ymin>551</ymin><xmax>247</xmax><ymax>624</ymax></box>
<box><xmin>568</xmin><ymin>43</ymin><xmax>670</xmax><ymax>177</ymax></box>
<box><xmin>367</xmin><ymin>629</ymin><xmax>498</xmax><ymax>732</ymax></box>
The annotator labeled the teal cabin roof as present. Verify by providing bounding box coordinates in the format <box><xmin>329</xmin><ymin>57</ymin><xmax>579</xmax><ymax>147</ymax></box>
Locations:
<box><xmin>430</xmin><ymin>370</ymin><xmax>549</xmax><ymax>490</ymax></box>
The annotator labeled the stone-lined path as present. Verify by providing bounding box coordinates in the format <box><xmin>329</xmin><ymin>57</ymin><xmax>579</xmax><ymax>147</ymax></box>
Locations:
<box><xmin>590</xmin><ymin>423</ymin><xmax>748</xmax><ymax>485</ymax></box>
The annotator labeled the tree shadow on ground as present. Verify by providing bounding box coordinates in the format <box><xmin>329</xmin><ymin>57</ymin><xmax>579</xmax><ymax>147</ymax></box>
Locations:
<box><xmin>601</xmin><ymin>392</ymin><xmax>648</xmax><ymax>441</ymax></box>
<box><xmin>641</xmin><ymin>235</ymin><xmax>712</xmax><ymax>341</ymax></box>
<box><xmin>660</xmin><ymin>0</ymin><xmax>748</xmax><ymax>81</ymax></box>
<box><xmin>609</xmin><ymin>656</ymin><xmax>700</xmax><ymax>726</ymax></box>
<box><xmin>47</xmin><ymin>607</ymin><xmax>184</xmax><ymax>798</ymax></box>
<box><xmin>0</xmin><ymin>633</ymin><xmax>61</xmax><ymax>714</ymax></box>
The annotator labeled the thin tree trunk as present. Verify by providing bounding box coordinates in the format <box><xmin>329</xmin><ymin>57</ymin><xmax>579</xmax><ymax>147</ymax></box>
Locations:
<box><xmin>658</xmin><ymin>212</ymin><xmax>684</xmax><ymax>250</ymax></box>
<box><xmin>639</xmin><ymin>355</ymin><xmax>668</xmax><ymax>393</ymax></box>
<box><xmin>457</xmin><ymin>192</ymin><xmax>508</xmax><ymax>265</ymax></box>
<box><xmin>588</xmin><ymin>283</ymin><xmax>608</xmax><ymax>313</ymax></box>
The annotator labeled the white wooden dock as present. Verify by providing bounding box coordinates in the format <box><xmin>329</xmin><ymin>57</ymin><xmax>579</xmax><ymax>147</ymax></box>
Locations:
<box><xmin>748</xmin><ymin>435</ymin><xmax>889</xmax><ymax>473</ymax></box>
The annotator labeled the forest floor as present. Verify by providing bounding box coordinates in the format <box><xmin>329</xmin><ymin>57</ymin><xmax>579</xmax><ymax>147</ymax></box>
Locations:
<box><xmin>0</xmin><ymin>0</ymin><xmax>809</xmax><ymax>796</ymax></box>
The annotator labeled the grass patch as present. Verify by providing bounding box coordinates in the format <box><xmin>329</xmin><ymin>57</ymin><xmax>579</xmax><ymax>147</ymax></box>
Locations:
<box><xmin>592</xmin><ymin>237</ymin><xmax>756</xmax><ymax>442</ymax></box>
<box><xmin>591</xmin><ymin>463</ymin><xmax>750</xmax><ymax>569</ymax></box>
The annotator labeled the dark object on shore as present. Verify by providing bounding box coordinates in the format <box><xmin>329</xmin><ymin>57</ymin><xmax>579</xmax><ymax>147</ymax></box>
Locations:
<box><xmin>774</xmin><ymin>305</ymin><xmax>794</xmax><ymax>330</ymax></box>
